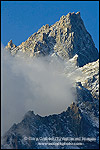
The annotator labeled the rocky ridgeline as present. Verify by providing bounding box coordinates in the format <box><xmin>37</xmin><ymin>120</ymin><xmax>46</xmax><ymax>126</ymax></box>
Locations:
<box><xmin>2</xmin><ymin>101</ymin><xmax>99</xmax><ymax>149</ymax></box>
<box><xmin>5</xmin><ymin>12</ymin><xmax>98</xmax><ymax>67</ymax></box>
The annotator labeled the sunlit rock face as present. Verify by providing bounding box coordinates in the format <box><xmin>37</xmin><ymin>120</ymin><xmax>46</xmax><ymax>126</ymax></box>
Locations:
<box><xmin>6</xmin><ymin>12</ymin><xmax>98</xmax><ymax>67</ymax></box>
<box><xmin>5</xmin><ymin>40</ymin><xmax>16</xmax><ymax>49</ymax></box>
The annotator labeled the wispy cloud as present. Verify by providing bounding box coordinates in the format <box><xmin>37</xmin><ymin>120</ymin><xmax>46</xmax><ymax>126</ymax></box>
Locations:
<box><xmin>1</xmin><ymin>46</ymin><xmax>82</xmax><ymax>135</ymax></box>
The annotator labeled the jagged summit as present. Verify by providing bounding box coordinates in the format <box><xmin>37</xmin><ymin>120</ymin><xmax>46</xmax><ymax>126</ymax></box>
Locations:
<box><xmin>5</xmin><ymin>40</ymin><xmax>16</xmax><ymax>50</ymax></box>
<box><xmin>59</xmin><ymin>11</ymin><xmax>81</xmax><ymax>21</ymax></box>
<box><xmin>5</xmin><ymin>11</ymin><xmax>99</xmax><ymax>67</ymax></box>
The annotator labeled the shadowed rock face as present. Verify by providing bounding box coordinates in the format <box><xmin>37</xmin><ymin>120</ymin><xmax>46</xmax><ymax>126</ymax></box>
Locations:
<box><xmin>1</xmin><ymin>102</ymin><xmax>99</xmax><ymax>149</ymax></box>
<box><xmin>5</xmin><ymin>12</ymin><xmax>99</xmax><ymax>67</ymax></box>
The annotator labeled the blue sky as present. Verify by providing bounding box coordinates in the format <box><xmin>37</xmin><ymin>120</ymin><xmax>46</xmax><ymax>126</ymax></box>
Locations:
<box><xmin>1</xmin><ymin>1</ymin><xmax>99</xmax><ymax>50</ymax></box>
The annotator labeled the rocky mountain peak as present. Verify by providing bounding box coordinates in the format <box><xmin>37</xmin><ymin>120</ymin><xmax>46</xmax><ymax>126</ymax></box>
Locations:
<box><xmin>60</xmin><ymin>11</ymin><xmax>80</xmax><ymax>21</ymax></box>
<box><xmin>5</xmin><ymin>40</ymin><xmax>16</xmax><ymax>50</ymax></box>
<box><xmin>6</xmin><ymin>12</ymin><xmax>99</xmax><ymax>67</ymax></box>
<box><xmin>23</xmin><ymin>111</ymin><xmax>35</xmax><ymax>119</ymax></box>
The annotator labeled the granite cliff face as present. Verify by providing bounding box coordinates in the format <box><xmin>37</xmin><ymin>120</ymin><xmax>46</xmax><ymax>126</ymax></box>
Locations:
<box><xmin>5</xmin><ymin>12</ymin><xmax>98</xmax><ymax>67</ymax></box>
<box><xmin>2</xmin><ymin>12</ymin><xmax>99</xmax><ymax>149</ymax></box>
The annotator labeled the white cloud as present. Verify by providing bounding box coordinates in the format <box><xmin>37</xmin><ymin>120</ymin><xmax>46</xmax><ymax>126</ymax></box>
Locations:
<box><xmin>1</xmin><ymin>46</ymin><xmax>81</xmax><ymax>135</ymax></box>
